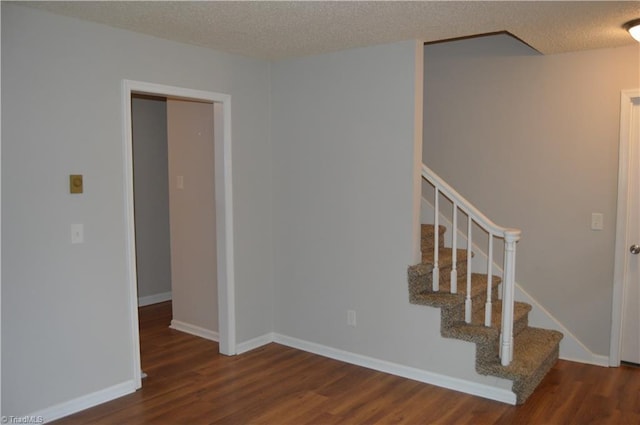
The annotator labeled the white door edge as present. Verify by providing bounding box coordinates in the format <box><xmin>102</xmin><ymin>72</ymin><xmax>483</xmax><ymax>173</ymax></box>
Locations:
<box><xmin>610</xmin><ymin>88</ymin><xmax>640</xmax><ymax>366</ymax></box>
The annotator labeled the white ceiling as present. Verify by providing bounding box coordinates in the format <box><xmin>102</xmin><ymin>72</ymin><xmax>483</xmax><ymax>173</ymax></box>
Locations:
<box><xmin>22</xmin><ymin>1</ymin><xmax>640</xmax><ymax>59</ymax></box>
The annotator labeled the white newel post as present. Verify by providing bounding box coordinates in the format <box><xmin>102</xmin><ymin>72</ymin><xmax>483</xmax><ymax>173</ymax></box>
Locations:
<box><xmin>500</xmin><ymin>230</ymin><xmax>521</xmax><ymax>366</ymax></box>
<box><xmin>465</xmin><ymin>216</ymin><xmax>472</xmax><ymax>323</ymax></box>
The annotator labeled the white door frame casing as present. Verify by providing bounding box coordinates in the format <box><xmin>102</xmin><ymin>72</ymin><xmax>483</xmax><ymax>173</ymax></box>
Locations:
<box><xmin>122</xmin><ymin>80</ymin><xmax>236</xmax><ymax>388</ymax></box>
<box><xmin>610</xmin><ymin>88</ymin><xmax>640</xmax><ymax>366</ymax></box>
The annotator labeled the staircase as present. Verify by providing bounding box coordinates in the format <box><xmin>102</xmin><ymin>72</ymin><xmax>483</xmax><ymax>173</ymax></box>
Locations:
<box><xmin>408</xmin><ymin>223</ymin><xmax>563</xmax><ymax>404</ymax></box>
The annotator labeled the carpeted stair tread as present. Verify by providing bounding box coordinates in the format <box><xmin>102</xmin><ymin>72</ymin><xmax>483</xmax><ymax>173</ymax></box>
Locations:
<box><xmin>409</xmin><ymin>273</ymin><xmax>501</xmax><ymax>309</ymax></box>
<box><xmin>470</xmin><ymin>300</ymin><xmax>531</xmax><ymax>330</ymax></box>
<box><xmin>409</xmin><ymin>222</ymin><xmax>563</xmax><ymax>404</ymax></box>
<box><xmin>443</xmin><ymin>301</ymin><xmax>531</xmax><ymax>344</ymax></box>
<box><xmin>477</xmin><ymin>327</ymin><xmax>563</xmax><ymax>404</ymax></box>
<box><xmin>421</xmin><ymin>247</ymin><xmax>470</xmax><ymax>267</ymax></box>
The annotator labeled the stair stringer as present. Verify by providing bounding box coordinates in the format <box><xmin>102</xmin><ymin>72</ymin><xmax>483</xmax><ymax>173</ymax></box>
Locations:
<box><xmin>421</xmin><ymin>197</ymin><xmax>609</xmax><ymax>366</ymax></box>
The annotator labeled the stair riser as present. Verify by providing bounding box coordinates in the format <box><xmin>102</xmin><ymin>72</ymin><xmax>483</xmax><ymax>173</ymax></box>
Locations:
<box><xmin>422</xmin><ymin>248</ymin><xmax>470</xmax><ymax>263</ymax></box>
<box><xmin>475</xmin><ymin>329</ymin><xmax>563</xmax><ymax>405</ymax></box>
<box><xmin>471</xmin><ymin>313</ymin><xmax>530</xmax><ymax>366</ymax></box>
<box><xmin>421</xmin><ymin>225</ymin><xmax>446</xmax><ymax>252</ymax></box>
<box><xmin>512</xmin><ymin>344</ymin><xmax>560</xmax><ymax>404</ymax></box>
<box><xmin>407</xmin><ymin>265</ymin><xmax>432</xmax><ymax>298</ymax></box>
<box><xmin>421</xmin><ymin>241</ymin><xmax>445</xmax><ymax>252</ymax></box>
<box><xmin>429</xmin><ymin>262</ymin><xmax>469</xmax><ymax>290</ymax></box>
<box><xmin>411</xmin><ymin>266</ymin><xmax>501</xmax><ymax>302</ymax></box>
<box><xmin>441</xmin><ymin>284</ymin><xmax>500</xmax><ymax>326</ymax></box>
<box><xmin>514</xmin><ymin>312</ymin><xmax>529</xmax><ymax>337</ymax></box>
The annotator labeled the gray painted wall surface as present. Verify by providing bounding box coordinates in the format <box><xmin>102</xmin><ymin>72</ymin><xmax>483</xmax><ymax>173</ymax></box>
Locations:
<box><xmin>2</xmin><ymin>4</ymin><xmax>272</xmax><ymax>415</ymax></box>
<box><xmin>131</xmin><ymin>96</ymin><xmax>172</xmax><ymax>300</ymax></box>
<box><xmin>270</xmin><ymin>40</ymin><xmax>510</xmax><ymax>390</ymax></box>
<box><xmin>423</xmin><ymin>34</ymin><xmax>640</xmax><ymax>356</ymax></box>
<box><xmin>167</xmin><ymin>99</ymin><xmax>217</xmax><ymax>332</ymax></box>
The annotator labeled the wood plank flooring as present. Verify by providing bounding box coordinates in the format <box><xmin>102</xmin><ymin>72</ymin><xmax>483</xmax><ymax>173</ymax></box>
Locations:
<box><xmin>53</xmin><ymin>302</ymin><xmax>640</xmax><ymax>424</ymax></box>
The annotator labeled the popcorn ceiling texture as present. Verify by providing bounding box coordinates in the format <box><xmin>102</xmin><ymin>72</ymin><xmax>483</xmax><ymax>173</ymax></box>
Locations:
<box><xmin>409</xmin><ymin>224</ymin><xmax>563</xmax><ymax>404</ymax></box>
<box><xmin>24</xmin><ymin>1</ymin><xmax>639</xmax><ymax>59</ymax></box>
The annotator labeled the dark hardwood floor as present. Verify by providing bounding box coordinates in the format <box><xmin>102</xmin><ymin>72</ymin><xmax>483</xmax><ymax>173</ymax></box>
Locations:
<box><xmin>53</xmin><ymin>302</ymin><xmax>640</xmax><ymax>424</ymax></box>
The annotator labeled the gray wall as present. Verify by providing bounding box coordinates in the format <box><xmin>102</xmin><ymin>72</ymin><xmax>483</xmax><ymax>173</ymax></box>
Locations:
<box><xmin>423</xmin><ymin>34</ymin><xmax>640</xmax><ymax>356</ymax></box>
<box><xmin>167</xmin><ymin>99</ymin><xmax>217</xmax><ymax>332</ymax></box>
<box><xmin>1</xmin><ymin>4</ymin><xmax>272</xmax><ymax>415</ymax></box>
<box><xmin>270</xmin><ymin>40</ymin><xmax>503</xmax><ymax>386</ymax></box>
<box><xmin>131</xmin><ymin>96</ymin><xmax>172</xmax><ymax>302</ymax></box>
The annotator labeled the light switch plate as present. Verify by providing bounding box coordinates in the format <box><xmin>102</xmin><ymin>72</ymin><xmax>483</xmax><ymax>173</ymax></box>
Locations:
<box><xmin>591</xmin><ymin>213</ymin><xmax>603</xmax><ymax>231</ymax></box>
<box><xmin>71</xmin><ymin>224</ymin><xmax>83</xmax><ymax>244</ymax></box>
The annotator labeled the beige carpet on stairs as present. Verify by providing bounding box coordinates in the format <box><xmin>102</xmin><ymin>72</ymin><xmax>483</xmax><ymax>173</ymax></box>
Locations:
<box><xmin>408</xmin><ymin>224</ymin><xmax>563</xmax><ymax>404</ymax></box>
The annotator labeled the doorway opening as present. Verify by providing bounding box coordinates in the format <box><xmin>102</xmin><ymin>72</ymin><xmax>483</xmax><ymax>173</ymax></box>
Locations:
<box><xmin>123</xmin><ymin>80</ymin><xmax>236</xmax><ymax>390</ymax></box>
<box><xmin>131</xmin><ymin>94</ymin><xmax>172</xmax><ymax>312</ymax></box>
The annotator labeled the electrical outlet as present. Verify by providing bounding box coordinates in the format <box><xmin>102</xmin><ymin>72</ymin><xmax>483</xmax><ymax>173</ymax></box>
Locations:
<box><xmin>347</xmin><ymin>310</ymin><xmax>356</xmax><ymax>327</ymax></box>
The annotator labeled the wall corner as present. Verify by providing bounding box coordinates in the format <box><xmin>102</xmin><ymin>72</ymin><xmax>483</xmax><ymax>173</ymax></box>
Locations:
<box><xmin>412</xmin><ymin>40</ymin><xmax>425</xmax><ymax>264</ymax></box>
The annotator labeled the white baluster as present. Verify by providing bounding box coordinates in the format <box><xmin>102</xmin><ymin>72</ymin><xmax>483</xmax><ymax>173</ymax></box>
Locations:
<box><xmin>421</xmin><ymin>164</ymin><xmax>522</xmax><ymax>362</ymax></box>
<box><xmin>500</xmin><ymin>230</ymin><xmax>520</xmax><ymax>366</ymax></box>
<box><xmin>465</xmin><ymin>216</ymin><xmax>472</xmax><ymax>323</ymax></box>
<box><xmin>450</xmin><ymin>205</ymin><xmax>457</xmax><ymax>294</ymax></box>
<box><xmin>484</xmin><ymin>234</ymin><xmax>493</xmax><ymax>327</ymax></box>
<box><xmin>432</xmin><ymin>188</ymin><xmax>439</xmax><ymax>292</ymax></box>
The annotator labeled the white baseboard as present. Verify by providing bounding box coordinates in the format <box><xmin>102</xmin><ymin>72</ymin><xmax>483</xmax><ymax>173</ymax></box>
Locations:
<box><xmin>515</xmin><ymin>284</ymin><xmax>611</xmax><ymax>367</ymax></box>
<box><xmin>561</xmin><ymin>353</ymin><xmax>610</xmax><ymax>367</ymax></box>
<box><xmin>273</xmin><ymin>333</ymin><xmax>517</xmax><ymax>405</ymax></box>
<box><xmin>31</xmin><ymin>380</ymin><xmax>136</xmax><ymax>423</ymax></box>
<box><xmin>138</xmin><ymin>291</ymin><xmax>172</xmax><ymax>307</ymax></box>
<box><xmin>170</xmin><ymin>320</ymin><xmax>219</xmax><ymax>342</ymax></box>
<box><xmin>236</xmin><ymin>333</ymin><xmax>275</xmax><ymax>354</ymax></box>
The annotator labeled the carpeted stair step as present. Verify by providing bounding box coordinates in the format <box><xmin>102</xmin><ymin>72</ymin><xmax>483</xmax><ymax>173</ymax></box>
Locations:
<box><xmin>421</xmin><ymin>248</ymin><xmax>472</xmax><ymax>288</ymax></box>
<box><xmin>421</xmin><ymin>224</ymin><xmax>446</xmax><ymax>252</ymax></box>
<box><xmin>421</xmin><ymin>247</ymin><xmax>470</xmax><ymax>268</ymax></box>
<box><xmin>444</xmin><ymin>301</ymin><xmax>533</xmax><ymax>383</ymax></box>
<box><xmin>476</xmin><ymin>327</ymin><xmax>563</xmax><ymax>404</ymax></box>
<box><xmin>409</xmin><ymin>221</ymin><xmax>563</xmax><ymax>405</ymax></box>
<box><xmin>408</xmin><ymin>270</ymin><xmax>499</xmax><ymax>307</ymax></box>
<box><xmin>410</xmin><ymin>272</ymin><xmax>504</xmax><ymax>335</ymax></box>
<box><xmin>442</xmin><ymin>300</ymin><xmax>531</xmax><ymax>342</ymax></box>
<box><xmin>470</xmin><ymin>299</ymin><xmax>531</xmax><ymax>336</ymax></box>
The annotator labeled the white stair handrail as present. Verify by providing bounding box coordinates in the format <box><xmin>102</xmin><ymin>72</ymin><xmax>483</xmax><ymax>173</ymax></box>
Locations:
<box><xmin>422</xmin><ymin>165</ymin><xmax>520</xmax><ymax>238</ymax></box>
<box><xmin>422</xmin><ymin>164</ymin><xmax>521</xmax><ymax>366</ymax></box>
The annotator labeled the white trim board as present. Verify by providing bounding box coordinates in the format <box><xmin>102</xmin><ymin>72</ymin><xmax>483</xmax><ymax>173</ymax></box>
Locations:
<box><xmin>122</xmin><ymin>80</ymin><xmax>237</xmax><ymax>393</ymax></box>
<box><xmin>31</xmin><ymin>380</ymin><xmax>136</xmax><ymax>424</ymax></box>
<box><xmin>421</xmin><ymin>197</ymin><xmax>609</xmax><ymax>366</ymax></box>
<box><xmin>610</xmin><ymin>89</ymin><xmax>640</xmax><ymax>366</ymax></box>
<box><xmin>138</xmin><ymin>291</ymin><xmax>172</xmax><ymax>307</ymax></box>
<box><xmin>230</xmin><ymin>332</ymin><xmax>516</xmax><ymax>404</ymax></box>
<box><xmin>170</xmin><ymin>320</ymin><xmax>219</xmax><ymax>342</ymax></box>
<box><xmin>236</xmin><ymin>333</ymin><xmax>276</xmax><ymax>354</ymax></box>
<box><xmin>273</xmin><ymin>334</ymin><xmax>517</xmax><ymax>405</ymax></box>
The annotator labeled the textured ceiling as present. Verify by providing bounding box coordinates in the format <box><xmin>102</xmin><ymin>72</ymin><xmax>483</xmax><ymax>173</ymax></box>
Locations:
<box><xmin>21</xmin><ymin>1</ymin><xmax>640</xmax><ymax>59</ymax></box>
